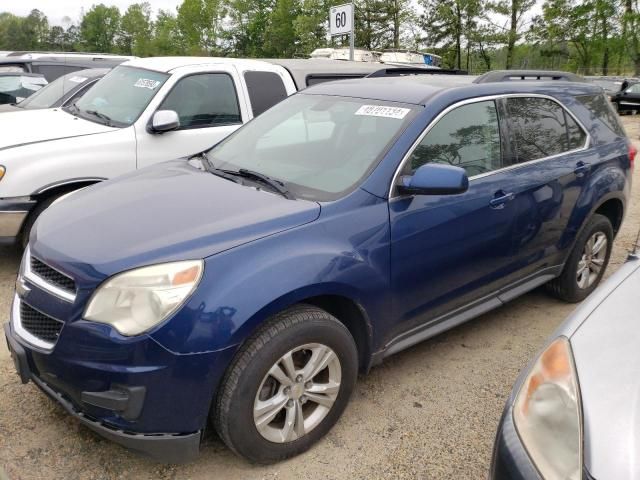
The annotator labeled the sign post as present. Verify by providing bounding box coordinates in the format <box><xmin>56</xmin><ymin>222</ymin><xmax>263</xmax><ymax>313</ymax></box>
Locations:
<box><xmin>329</xmin><ymin>3</ymin><xmax>354</xmax><ymax>61</ymax></box>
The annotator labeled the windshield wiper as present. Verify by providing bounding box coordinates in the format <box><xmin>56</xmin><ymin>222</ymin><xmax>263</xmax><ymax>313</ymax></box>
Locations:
<box><xmin>62</xmin><ymin>103</ymin><xmax>78</xmax><ymax>115</ymax></box>
<box><xmin>84</xmin><ymin>109</ymin><xmax>114</xmax><ymax>127</ymax></box>
<box><xmin>198</xmin><ymin>155</ymin><xmax>241</xmax><ymax>184</ymax></box>
<box><xmin>199</xmin><ymin>155</ymin><xmax>294</xmax><ymax>199</ymax></box>
<box><xmin>236</xmin><ymin>169</ymin><xmax>295</xmax><ymax>199</ymax></box>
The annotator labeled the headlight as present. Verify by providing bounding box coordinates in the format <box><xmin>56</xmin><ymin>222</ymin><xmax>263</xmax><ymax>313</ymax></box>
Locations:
<box><xmin>513</xmin><ymin>337</ymin><xmax>582</xmax><ymax>480</ymax></box>
<box><xmin>84</xmin><ymin>260</ymin><xmax>204</xmax><ymax>336</ymax></box>
<box><xmin>0</xmin><ymin>165</ymin><xmax>5</xmax><ymax>181</ymax></box>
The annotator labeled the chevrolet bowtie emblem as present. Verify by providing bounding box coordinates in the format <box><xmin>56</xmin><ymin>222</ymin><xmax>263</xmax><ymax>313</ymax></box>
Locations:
<box><xmin>15</xmin><ymin>275</ymin><xmax>30</xmax><ymax>298</ymax></box>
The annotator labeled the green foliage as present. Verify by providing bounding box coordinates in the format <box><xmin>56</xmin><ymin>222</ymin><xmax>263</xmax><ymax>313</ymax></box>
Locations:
<box><xmin>0</xmin><ymin>0</ymin><xmax>636</xmax><ymax>74</ymax></box>
<box><xmin>80</xmin><ymin>4</ymin><xmax>121</xmax><ymax>53</ymax></box>
<box><xmin>120</xmin><ymin>3</ymin><xmax>153</xmax><ymax>56</ymax></box>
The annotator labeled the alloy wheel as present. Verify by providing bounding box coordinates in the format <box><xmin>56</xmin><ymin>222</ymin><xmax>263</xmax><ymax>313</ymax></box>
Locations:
<box><xmin>253</xmin><ymin>343</ymin><xmax>342</xmax><ymax>443</ymax></box>
<box><xmin>576</xmin><ymin>231</ymin><xmax>608</xmax><ymax>289</ymax></box>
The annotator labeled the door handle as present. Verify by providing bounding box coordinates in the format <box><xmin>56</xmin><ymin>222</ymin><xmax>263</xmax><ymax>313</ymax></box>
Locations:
<box><xmin>574</xmin><ymin>161</ymin><xmax>590</xmax><ymax>176</ymax></box>
<box><xmin>489</xmin><ymin>191</ymin><xmax>515</xmax><ymax>209</ymax></box>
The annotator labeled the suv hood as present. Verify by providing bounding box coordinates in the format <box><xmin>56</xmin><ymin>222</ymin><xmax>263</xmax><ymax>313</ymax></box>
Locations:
<box><xmin>564</xmin><ymin>257</ymin><xmax>640</xmax><ymax>479</ymax></box>
<box><xmin>0</xmin><ymin>108</ymin><xmax>114</xmax><ymax>149</ymax></box>
<box><xmin>31</xmin><ymin>160</ymin><xmax>321</xmax><ymax>284</ymax></box>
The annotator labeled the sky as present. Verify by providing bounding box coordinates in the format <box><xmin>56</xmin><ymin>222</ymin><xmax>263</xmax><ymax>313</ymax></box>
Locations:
<box><xmin>2</xmin><ymin>1</ymin><xmax>182</xmax><ymax>25</ymax></box>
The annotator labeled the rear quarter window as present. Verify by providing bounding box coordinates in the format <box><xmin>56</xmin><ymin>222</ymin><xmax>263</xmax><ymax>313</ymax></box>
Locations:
<box><xmin>244</xmin><ymin>71</ymin><xmax>288</xmax><ymax>117</ymax></box>
<box><xmin>506</xmin><ymin>97</ymin><xmax>587</xmax><ymax>164</ymax></box>
<box><xmin>576</xmin><ymin>93</ymin><xmax>626</xmax><ymax>138</ymax></box>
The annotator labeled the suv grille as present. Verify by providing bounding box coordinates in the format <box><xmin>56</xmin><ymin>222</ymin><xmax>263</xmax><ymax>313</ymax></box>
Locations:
<box><xmin>20</xmin><ymin>302</ymin><xmax>64</xmax><ymax>343</ymax></box>
<box><xmin>30</xmin><ymin>257</ymin><xmax>76</xmax><ymax>294</ymax></box>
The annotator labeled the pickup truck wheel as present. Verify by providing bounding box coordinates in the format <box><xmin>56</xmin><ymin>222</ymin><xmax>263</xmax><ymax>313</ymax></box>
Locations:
<box><xmin>19</xmin><ymin>195</ymin><xmax>62</xmax><ymax>250</ymax></box>
<box><xmin>546</xmin><ymin>214</ymin><xmax>613</xmax><ymax>303</ymax></box>
<box><xmin>213</xmin><ymin>305</ymin><xmax>358</xmax><ymax>463</ymax></box>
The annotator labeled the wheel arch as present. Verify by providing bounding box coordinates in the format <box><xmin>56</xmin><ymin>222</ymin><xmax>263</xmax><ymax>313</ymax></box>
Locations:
<box><xmin>230</xmin><ymin>286</ymin><xmax>376</xmax><ymax>373</ymax></box>
<box><xmin>32</xmin><ymin>177</ymin><xmax>106</xmax><ymax>200</ymax></box>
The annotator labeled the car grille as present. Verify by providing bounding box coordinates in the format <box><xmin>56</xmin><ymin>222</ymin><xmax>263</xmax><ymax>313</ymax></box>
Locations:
<box><xmin>20</xmin><ymin>301</ymin><xmax>64</xmax><ymax>343</ymax></box>
<box><xmin>30</xmin><ymin>256</ymin><xmax>76</xmax><ymax>294</ymax></box>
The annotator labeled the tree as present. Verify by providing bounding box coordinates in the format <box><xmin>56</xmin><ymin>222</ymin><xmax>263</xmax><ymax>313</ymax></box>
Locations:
<box><xmin>120</xmin><ymin>2</ymin><xmax>153</xmax><ymax>55</ymax></box>
<box><xmin>488</xmin><ymin>0</ymin><xmax>536</xmax><ymax>69</ymax></box>
<box><xmin>225</xmin><ymin>0</ymin><xmax>274</xmax><ymax>56</ymax></box>
<box><xmin>151</xmin><ymin>9</ymin><xmax>183</xmax><ymax>55</ymax></box>
<box><xmin>79</xmin><ymin>4</ymin><xmax>121</xmax><ymax>53</ymax></box>
<box><xmin>264</xmin><ymin>0</ymin><xmax>299</xmax><ymax>56</ymax></box>
<box><xmin>177</xmin><ymin>0</ymin><xmax>226</xmax><ymax>55</ymax></box>
<box><xmin>420</xmin><ymin>0</ymin><xmax>481</xmax><ymax>69</ymax></box>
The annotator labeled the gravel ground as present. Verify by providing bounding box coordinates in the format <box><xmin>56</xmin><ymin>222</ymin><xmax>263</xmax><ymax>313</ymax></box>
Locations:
<box><xmin>1</xmin><ymin>116</ymin><xmax>639</xmax><ymax>480</ymax></box>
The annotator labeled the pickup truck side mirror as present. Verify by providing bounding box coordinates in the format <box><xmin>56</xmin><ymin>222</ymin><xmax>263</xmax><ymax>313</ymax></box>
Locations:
<box><xmin>150</xmin><ymin>110</ymin><xmax>180</xmax><ymax>133</ymax></box>
<box><xmin>397</xmin><ymin>163</ymin><xmax>469</xmax><ymax>196</ymax></box>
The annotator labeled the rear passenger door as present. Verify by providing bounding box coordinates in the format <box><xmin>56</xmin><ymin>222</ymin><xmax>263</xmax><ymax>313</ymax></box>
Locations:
<box><xmin>500</xmin><ymin>95</ymin><xmax>592</xmax><ymax>279</ymax></box>
<box><xmin>135</xmin><ymin>66</ymin><xmax>247</xmax><ymax>169</ymax></box>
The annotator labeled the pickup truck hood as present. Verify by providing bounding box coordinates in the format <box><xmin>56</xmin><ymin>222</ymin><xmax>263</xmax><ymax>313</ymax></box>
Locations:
<box><xmin>566</xmin><ymin>259</ymin><xmax>640</xmax><ymax>480</ymax></box>
<box><xmin>31</xmin><ymin>160</ymin><xmax>321</xmax><ymax>284</ymax></box>
<box><xmin>0</xmin><ymin>108</ymin><xmax>114</xmax><ymax>150</ymax></box>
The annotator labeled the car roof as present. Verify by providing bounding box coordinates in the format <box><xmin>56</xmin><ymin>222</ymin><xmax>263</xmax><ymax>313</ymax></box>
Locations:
<box><xmin>302</xmin><ymin>75</ymin><xmax>604</xmax><ymax>105</ymax></box>
<box><xmin>63</xmin><ymin>68</ymin><xmax>110</xmax><ymax>79</ymax></box>
<box><xmin>122</xmin><ymin>56</ymin><xmax>288</xmax><ymax>73</ymax></box>
<box><xmin>0</xmin><ymin>72</ymin><xmax>44</xmax><ymax>78</ymax></box>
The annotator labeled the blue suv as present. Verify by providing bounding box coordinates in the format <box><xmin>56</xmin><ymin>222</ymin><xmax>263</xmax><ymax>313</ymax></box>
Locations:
<box><xmin>4</xmin><ymin>75</ymin><xmax>633</xmax><ymax>464</ymax></box>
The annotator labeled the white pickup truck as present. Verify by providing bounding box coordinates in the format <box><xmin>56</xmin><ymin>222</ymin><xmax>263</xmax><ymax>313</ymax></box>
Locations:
<box><xmin>0</xmin><ymin>56</ymin><xmax>390</xmax><ymax>247</ymax></box>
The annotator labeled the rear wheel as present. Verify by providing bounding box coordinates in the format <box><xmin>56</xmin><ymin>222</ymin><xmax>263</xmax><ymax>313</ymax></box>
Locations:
<box><xmin>546</xmin><ymin>214</ymin><xmax>613</xmax><ymax>303</ymax></box>
<box><xmin>213</xmin><ymin>305</ymin><xmax>358</xmax><ymax>463</ymax></box>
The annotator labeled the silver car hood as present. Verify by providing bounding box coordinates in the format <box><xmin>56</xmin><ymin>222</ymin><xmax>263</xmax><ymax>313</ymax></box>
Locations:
<box><xmin>559</xmin><ymin>256</ymin><xmax>640</xmax><ymax>479</ymax></box>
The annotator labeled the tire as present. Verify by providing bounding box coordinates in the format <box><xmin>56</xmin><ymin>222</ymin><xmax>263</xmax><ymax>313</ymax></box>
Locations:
<box><xmin>546</xmin><ymin>213</ymin><xmax>613</xmax><ymax>303</ymax></box>
<box><xmin>213</xmin><ymin>305</ymin><xmax>358</xmax><ymax>463</ymax></box>
<box><xmin>19</xmin><ymin>194</ymin><xmax>63</xmax><ymax>250</ymax></box>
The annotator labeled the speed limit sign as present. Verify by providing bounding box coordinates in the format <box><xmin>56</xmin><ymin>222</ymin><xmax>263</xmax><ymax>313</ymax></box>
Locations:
<box><xmin>329</xmin><ymin>3</ymin><xmax>353</xmax><ymax>36</ymax></box>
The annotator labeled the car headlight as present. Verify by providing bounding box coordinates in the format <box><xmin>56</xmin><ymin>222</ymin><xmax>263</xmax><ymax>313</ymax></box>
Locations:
<box><xmin>84</xmin><ymin>260</ymin><xmax>204</xmax><ymax>336</ymax></box>
<box><xmin>513</xmin><ymin>337</ymin><xmax>582</xmax><ymax>480</ymax></box>
<box><xmin>0</xmin><ymin>165</ymin><xmax>5</xmax><ymax>181</ymax></box>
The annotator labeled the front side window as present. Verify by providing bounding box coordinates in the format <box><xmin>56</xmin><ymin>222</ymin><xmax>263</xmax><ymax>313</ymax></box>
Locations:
<box><xmin>74</xmin><ymin>66</ymin><xmax>169</xmax><ymax>127</ymax></box>
<box><xmin>160</xmin><ymin>73</ymin><xmax>241</xmax><ymax>129</ymax></box>
<box><xmin>409</xmin><ymin>100</ymin><xmax>502</xmax><ymax>177</ymax></box>
<box><xmin>507</xmin><ymin>97</ymin><xmax>586</xmax><ymax>164</ymax></box>
<box><xmin>206</xmin><ymin>94</ymin><xmax>418</xmax><ymax>201</ymax></box>
<box><xmin>626</xmin><ymin>83</ymin><xmax>640</xmax><ymax>94</ymax></box>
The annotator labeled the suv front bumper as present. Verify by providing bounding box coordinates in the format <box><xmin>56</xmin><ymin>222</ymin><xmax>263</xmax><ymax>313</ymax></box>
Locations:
<box><xmin>0</xmin><ymin>198</ymin><xmax>35</xmax><ymax>245</ymax></box>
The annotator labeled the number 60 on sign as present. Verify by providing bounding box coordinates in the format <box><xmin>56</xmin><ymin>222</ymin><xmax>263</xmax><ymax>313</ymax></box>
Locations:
<box><xmin>329</xmin><ymin>3</ymin><xmax>353</xmax><ymax>36</ymax></box>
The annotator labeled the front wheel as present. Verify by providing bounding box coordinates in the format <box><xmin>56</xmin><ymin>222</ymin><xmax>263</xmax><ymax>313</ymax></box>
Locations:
<box><xmin>213</xmin><ymin>305</ymin><xmax>358</xmax><ymax>463</ymax></box>
<box><xmin>546</xmin><ymin>214</ymin><xmax>613</xmax><ymax>303</ymax></box>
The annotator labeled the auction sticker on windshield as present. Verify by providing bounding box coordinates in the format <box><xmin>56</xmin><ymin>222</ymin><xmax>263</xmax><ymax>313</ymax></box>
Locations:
<box><xmin>134</xmin><ymin>78</ymin><xmax>161</xmax><ymax>90</ymax></box>
<box><xmin>355</xmin><ymin>105</ymin><xmax>411</xmax><ymax>119</ymax></box>
<box><xmin>68</xmin><ymin>76</ymin><xmax>88</xmax><ymax>83</ymax></box>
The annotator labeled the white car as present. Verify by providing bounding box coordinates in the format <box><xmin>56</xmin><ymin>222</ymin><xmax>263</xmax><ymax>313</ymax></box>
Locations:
<box><xmin>0</xmin><ymin>57</ymin><xmax>391</xmax><ymax>247</ymax></box>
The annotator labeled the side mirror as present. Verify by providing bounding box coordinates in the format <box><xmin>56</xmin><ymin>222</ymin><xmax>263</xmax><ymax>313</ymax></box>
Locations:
<box><xmin>397</xmin><ymin>163</ymin><xmax>469</xmax><ymax>196</ymax></box>
<box><xmin>150</xmin><ymin>110</ymin><xmax>180</xmax><ymax>133</ymax></box>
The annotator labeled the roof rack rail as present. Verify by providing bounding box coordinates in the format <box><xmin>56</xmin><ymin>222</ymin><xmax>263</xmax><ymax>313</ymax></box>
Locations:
<box><xmin>366</xmin><ymin>67</ymin><xmax>468</xmax><ymax>78</ymax></box>
<box><xmin>474</xmin><ymin>70</ymin><xmax>585</xmax><ymax>83</ymax></box>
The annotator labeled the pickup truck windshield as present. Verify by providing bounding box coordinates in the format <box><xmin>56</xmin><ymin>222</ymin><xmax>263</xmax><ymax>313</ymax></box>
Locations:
<box><xmin>74</xmin><ymin>66</ymin><xmax>168</xmax><ymax>127</ymax></box>
<box><xmin>207</xmin><ymin>94</ymin><xmax>418</xmax><ymax>201</ymax></box>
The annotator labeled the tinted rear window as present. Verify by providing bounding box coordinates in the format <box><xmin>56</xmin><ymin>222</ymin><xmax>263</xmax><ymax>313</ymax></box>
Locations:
<box><xmin>244</xmin><ymin>71</ymin><xmax>288</xmax><ymax>117</ymax></box>
<box><xmin>507</xmin><ymin>97</ymin><xmax>587</xmax><ymax>163</ymax></box>
<box><xmin>576</xmin><ymin>94</ymin><xmax>626</xmax><ymax>137</ymax></box>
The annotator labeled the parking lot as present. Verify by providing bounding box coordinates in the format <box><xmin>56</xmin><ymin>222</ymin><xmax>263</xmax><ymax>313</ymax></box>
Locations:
<box><xmin>0</xmin><ymin>115</ymin><xmax>638</xmax><ymax>480</ymax></box>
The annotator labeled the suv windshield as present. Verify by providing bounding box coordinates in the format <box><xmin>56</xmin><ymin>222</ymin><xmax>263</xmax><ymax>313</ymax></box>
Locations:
<box><xmin>206</xmin><ymin>94</ymin><xmax>418</xmax><ymax>201</ymax></box>
<box><xmin>19</xmin><ymin>72</ymin><xmax>88</xmax><ymax>109</ymax></box>
<box><xmin>73</xmin><ymin>66</ymin><xmax>168</xmax><ymax>127</ymax></box>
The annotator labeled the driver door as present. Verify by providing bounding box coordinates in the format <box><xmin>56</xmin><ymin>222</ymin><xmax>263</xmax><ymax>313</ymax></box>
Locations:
<box><xmin>389</xmin><ymin>99</ymin><xmax>522</xmax><ymax>338</ymax></box>
<box><xmin>135</xmin><ymin>66</ymin><xmax>247</xmax><ymax>169</ymax></box>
